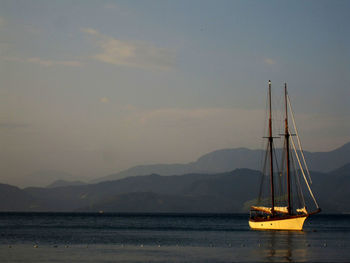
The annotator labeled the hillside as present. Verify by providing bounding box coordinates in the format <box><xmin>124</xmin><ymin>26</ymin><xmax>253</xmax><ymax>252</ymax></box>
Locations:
<box><xmin>0</xmin><ymin>164</ymin><xmax>348</xmax><ymax>213</ymax></box>
<box><xmin>0</xmin><ymin>184</ymin><xmax>36</xmax><ymax>211</ymax></box>
<box><xmin>93</xmin><ymin>142</ymin><xmax>350</xmax><ymax>183</ymax></box>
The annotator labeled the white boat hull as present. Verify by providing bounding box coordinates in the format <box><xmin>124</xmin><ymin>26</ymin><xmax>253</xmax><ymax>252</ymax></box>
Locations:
<box><xmin>249</xmin><ymin>215</ymin><xmax>308</xmax><ymax>231</ymax></box>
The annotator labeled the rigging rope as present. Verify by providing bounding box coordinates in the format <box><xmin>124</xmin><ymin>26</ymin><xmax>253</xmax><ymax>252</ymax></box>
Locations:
<box><xmin>291</xmin><ymin>151</ymin><xmax>306</xmax><ymax>209</ymax></box>
<box><xmin>287</xmin><ymin>95</ymin><xmax>313</xmax><ymax>184</ymax></box>
<box><xmin>290</xmin><ymin>131</ymin><xmax>319</xmax><ymax>208</ymax></box>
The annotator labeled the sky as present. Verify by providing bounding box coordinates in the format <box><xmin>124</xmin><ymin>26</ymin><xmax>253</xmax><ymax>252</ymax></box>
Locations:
<box><xmin>1</xmin><ymin>0</ymin><xmax>349</xmax><ymax>187</ymax></box>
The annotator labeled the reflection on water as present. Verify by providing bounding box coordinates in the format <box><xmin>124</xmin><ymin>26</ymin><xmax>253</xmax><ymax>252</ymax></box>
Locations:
<box><xmin>254</xmin><ymin>231</ymin><xmax>307</xmax><ymax>262</ymax></box>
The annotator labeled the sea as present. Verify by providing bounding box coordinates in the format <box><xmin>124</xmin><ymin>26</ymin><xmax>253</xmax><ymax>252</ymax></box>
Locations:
<box><xmin>0</xmin><ymin>213</ymin><xmax>349</xmax><ymax>263</ymax></box>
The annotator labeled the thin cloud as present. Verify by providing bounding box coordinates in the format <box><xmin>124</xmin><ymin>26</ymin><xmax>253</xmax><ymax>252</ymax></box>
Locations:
<box><xmin>264</xmin><ymin>58</ymin><xmax>276</xmax><ymax>65</ymax></box>
<box><xmin>3</xmin><ymin>56</ymin><xmax>83</xmax><ymax>67</ymax></box>
<box><xmin>81</xmin><ymin>27</ymin><xmax>99</xmax><ymax>36</ymax></box>
<box><xmin>27</xmin><ymin>57</ymin><xmax>83</xmax><ymax>67</ymax></box>
<box><xmin>82</xmin><ymin>28</ymin><xmax>175</xmax><ymax>70</ymax></box>
<box><xmin>100</xmin><ymin>97</ymin><xmax>110</xmax><ymax>103</ymax></box>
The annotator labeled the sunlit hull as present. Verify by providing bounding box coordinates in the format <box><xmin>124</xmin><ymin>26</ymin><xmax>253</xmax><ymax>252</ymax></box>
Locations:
<box><xmin>249</xmin><ymin>215</ymin><xmax>308</xmax><ymax>231</ymax></box>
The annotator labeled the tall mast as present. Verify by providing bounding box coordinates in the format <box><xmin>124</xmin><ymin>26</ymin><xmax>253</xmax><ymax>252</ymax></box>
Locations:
<box><xmin>268</xmin><ymin>80</ymin><xmax>275</xmax><ymax>212</ymax></box>
<box><xmin>284</xmin><ymin>83</ymin><xmax>291</xmax><ymax>215</ymax></box>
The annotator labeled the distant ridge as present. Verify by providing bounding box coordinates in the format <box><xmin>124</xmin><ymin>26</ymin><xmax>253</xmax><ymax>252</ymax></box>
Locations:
<box><xmin>92</xmin><ymin>147</ymin><xmax>263</xmax><ymax>183</ymax></box>
<box><xmin>0</xmin><ymin>183</ymin><xmax>36</xmax><ymax>211</ymax></box>
<box><xmin>93</xmin><ymin>141</ymin><xmax>350</xmax><ymax>183</ymax></box>
<box><xmin>46</xmin><ymin>180</ymin><xmax>86</xmax><ymax>188</ymax></box>
<box><xmin>0</xmin><ymin>164</ymin><xmax>349</xmax><ymax>213</ymax></box>
<box><xmin>304</xmin><ymin>142</ymin><xmax>350</xmax><ymax>172</ymax></box>
<box><xmin>19</xmin><ymin>170</ymin><xmax>74</xmax><ymax>188</ymax></box>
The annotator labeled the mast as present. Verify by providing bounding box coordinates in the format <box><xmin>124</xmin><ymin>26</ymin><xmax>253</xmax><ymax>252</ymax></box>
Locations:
<box><xmin>284</xmin><ymin>83</ymin><xmax>291</xmax><ymax>215</ymax></box>
<box><xmin>268</xmin><ymin>80</ymin><xmax>275</xmax><ymax>213</ymax></box>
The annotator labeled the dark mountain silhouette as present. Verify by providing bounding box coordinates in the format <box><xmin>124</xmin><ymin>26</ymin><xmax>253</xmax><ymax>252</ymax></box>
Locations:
<box><xmin>22</xmin><ymin>169</ymin><xmax>259</xmax><ymax>212</ymax></box>
<box><xmin>0</xmin><ymin>184</ymin><xmax>36</xmax><ymax>211</ymax></box>
<box><xmin>312</xmin><ymin>163</ymin><xmax>350</xmax><ymax>213</ymax></box>
<box><xmin>79</xmin><ymin>169</ymin><xmax>261</xmax><ymax>213</ymax></box>
<box><xmin>0</xmin><ymin>164</ymin><xmax>349</xmax><ymax>213</ymax></box>
<box><xmin>93</xmin><ymin>142</ymin><xmax>350</xmax><ymax>183</ymax></box>
<box><xmin>304</xmin><ymin>142</ymin><xmax>350</xmax><ymax>173</ymax></box>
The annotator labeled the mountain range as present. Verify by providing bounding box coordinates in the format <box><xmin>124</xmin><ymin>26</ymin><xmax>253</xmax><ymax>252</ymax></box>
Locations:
<box><xmin>1</xmin><ymin>163</ymin><xmax>349</xmax><ymax>213</ymax></box>
<box><xmin>92</xmin><ymin>141</ymin><xmax>350</xmax><ymax>183</ymax></box>
<box><xmin>1</xmin><ymin>141</ymin><xmax>349</xmax><ymax>213</ymax></box>
<box><xmin>13</xmin><ymin>142</ymin><xmax>349</xmax><ymax>188</ymax></box>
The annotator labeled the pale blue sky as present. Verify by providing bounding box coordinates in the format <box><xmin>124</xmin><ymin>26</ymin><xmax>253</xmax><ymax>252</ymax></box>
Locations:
<box><xmin>0</xmin><ymin>0</ymin><xmax>349</xmax><ymax>186</ymax></box>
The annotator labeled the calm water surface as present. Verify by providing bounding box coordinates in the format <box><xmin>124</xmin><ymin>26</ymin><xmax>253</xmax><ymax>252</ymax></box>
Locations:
<box><xmin>0</xmin><ymin>213</ymin><xmax>349</xmax><ymax>262</ymax></box>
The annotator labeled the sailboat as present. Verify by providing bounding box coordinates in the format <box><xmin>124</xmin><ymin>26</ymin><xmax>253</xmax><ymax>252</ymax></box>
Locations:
<box><xmin>249</xmin><ymin>80</ymin><xmax>321</xmax><ymax>231</ymax></box>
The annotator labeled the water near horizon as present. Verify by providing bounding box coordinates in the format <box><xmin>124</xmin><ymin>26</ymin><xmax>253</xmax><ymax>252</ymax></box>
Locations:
<box><xmin>0</xmin><ymin>213</ymin><xmax>349</xmax><ymax>262</ymax></box>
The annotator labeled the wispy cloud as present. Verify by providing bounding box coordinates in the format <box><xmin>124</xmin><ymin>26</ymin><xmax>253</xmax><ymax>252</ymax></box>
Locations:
<box><xmin>3</xmin><ymin>56</ymin><xmax>83</xmax><ymax>67</ymax></box>
<box><xmin>27</xmin><ymin>57</ymin><xmax>83</xmax><ymax>67</ymax></box>
<box><xmin>82</xmin><ymin>28</ymin><xmax>175</xmax><ymax>70</ymax></box>
<box><xmin>81</xmin><ymin>27</ymin><xmax>99</xmax><ymax>36</ymax></box>
<box><xmin>264</xmin><ymin>58</ymin><xmax>276</xmax><ymax>65</ymax></box>
<box><xmin>99</xmin><ymin>97</ymin><xmax>110</xmax><ymax>103</ymax></box>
